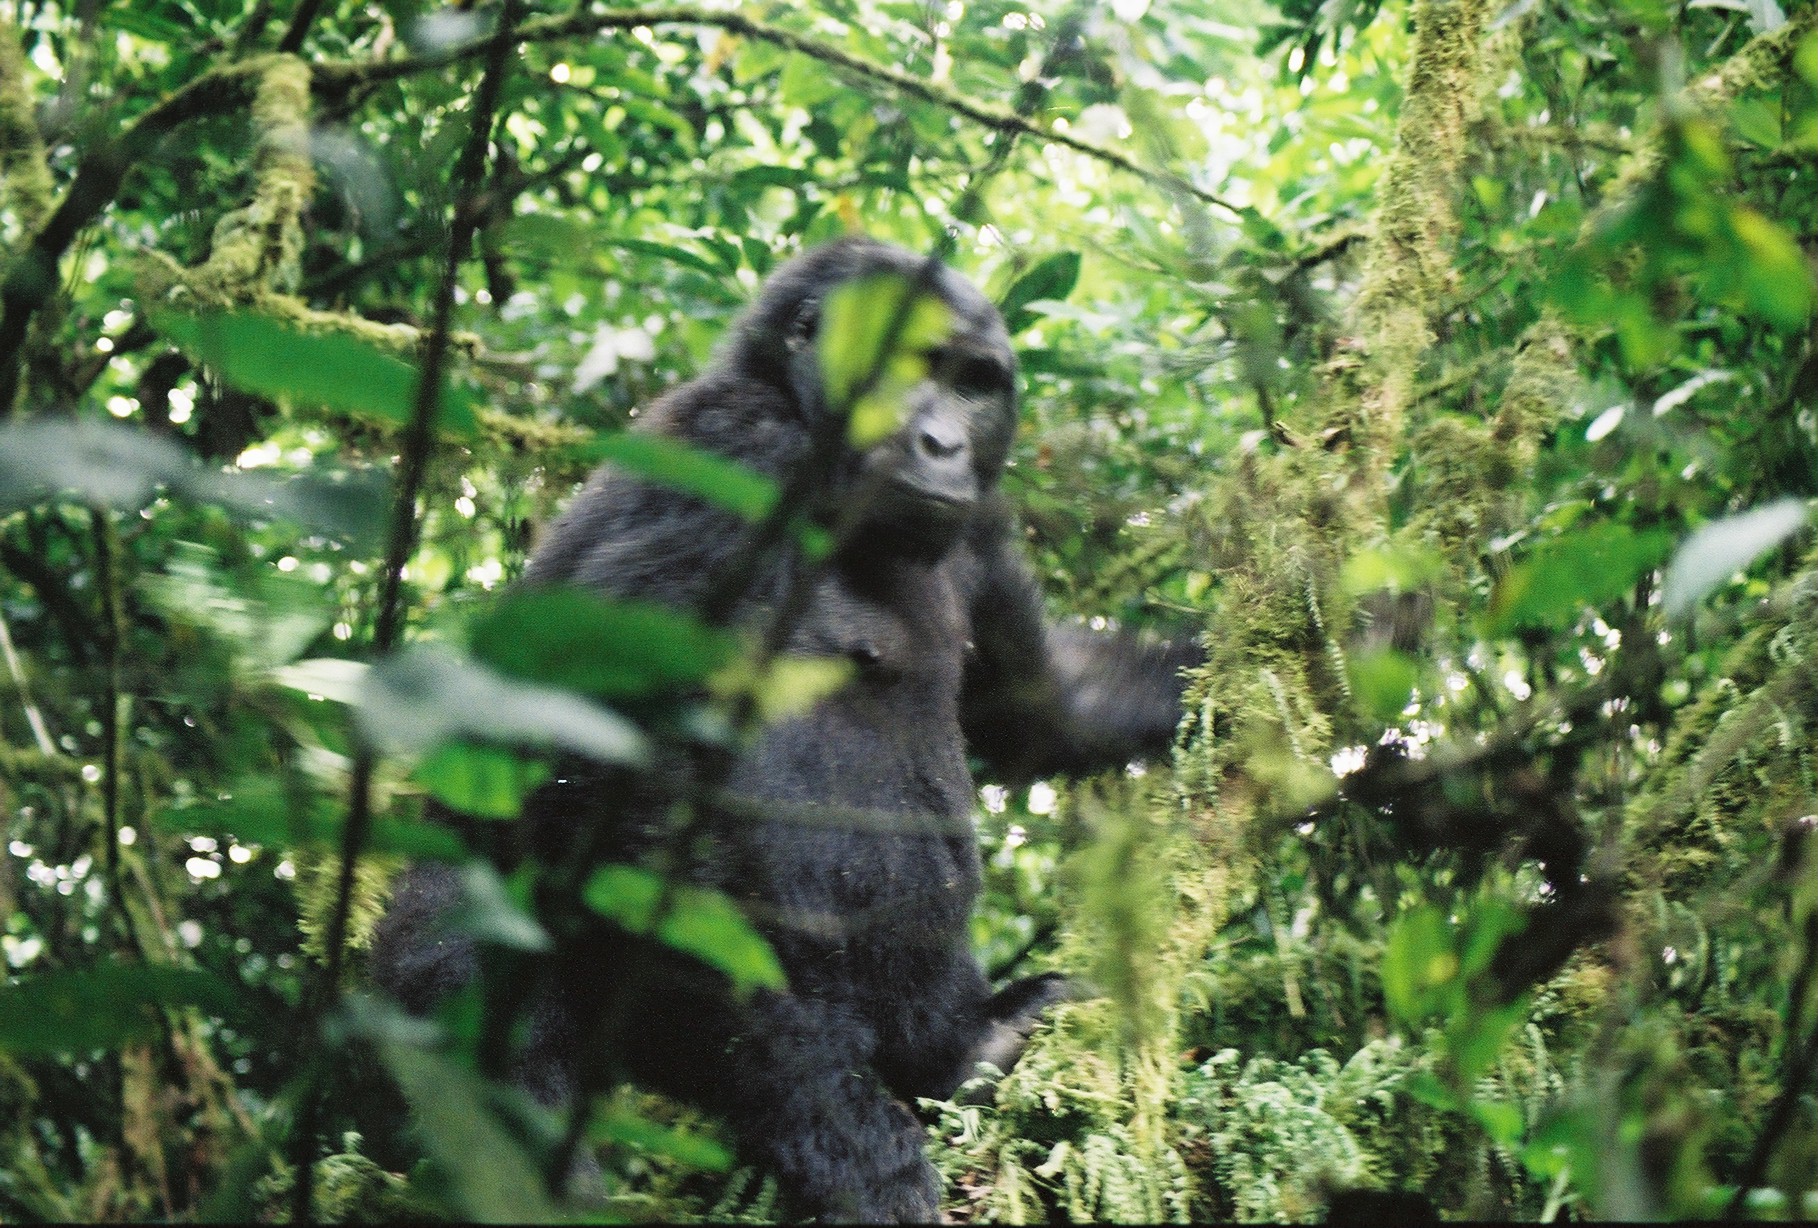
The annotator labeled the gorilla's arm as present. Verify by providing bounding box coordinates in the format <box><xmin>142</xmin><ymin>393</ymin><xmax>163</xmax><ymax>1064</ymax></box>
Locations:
<box><xmin>959</xmin><ymin>496</ymin><xmax>1200</xmax><ymax>784</ymax></box>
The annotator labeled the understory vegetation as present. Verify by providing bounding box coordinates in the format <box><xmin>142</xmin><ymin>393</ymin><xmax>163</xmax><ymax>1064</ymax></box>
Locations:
<box><xmin>2</xmin><ymin>0</ymin><xmax>1817</xmax><ymax>1221</ymax></box>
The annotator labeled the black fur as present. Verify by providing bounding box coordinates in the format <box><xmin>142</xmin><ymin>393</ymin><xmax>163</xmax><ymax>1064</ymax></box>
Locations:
<box><xmin>370</xmin><ymin>238</ymin><xmax>1197</xmax><ymax>1222</ymax></box>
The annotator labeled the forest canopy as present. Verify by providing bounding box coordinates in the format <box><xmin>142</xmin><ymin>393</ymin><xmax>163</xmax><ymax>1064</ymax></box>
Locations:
<box><xmin>1</xmin><ymin>0</ymin><xmax>1817</xmax><ymax>1221</ymax></box>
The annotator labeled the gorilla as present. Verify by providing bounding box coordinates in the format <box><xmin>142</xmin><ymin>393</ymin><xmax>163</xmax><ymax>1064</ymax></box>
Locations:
<box><xmin>371</xmin><ymin>237</ymin><xmax>1198</xmax><ymax>1222</ymax></box>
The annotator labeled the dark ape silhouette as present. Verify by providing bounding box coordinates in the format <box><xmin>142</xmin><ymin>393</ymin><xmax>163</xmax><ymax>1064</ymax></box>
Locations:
<box><xmin>370</xmin><ymin>237</ymin><xmax>1197</xmax><ymax>1222</ymax></box>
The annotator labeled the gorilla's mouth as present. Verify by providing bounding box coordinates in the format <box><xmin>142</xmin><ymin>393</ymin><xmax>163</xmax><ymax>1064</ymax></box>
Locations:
<box><xmin>885</xmin><ymin>477</ymin><xmax>975</xmax><ymax>522</ymax></box>
<box><xmin>837</xmin><ymin>479</ymin><xmax>974</xmax><ymax>559</ymax></box>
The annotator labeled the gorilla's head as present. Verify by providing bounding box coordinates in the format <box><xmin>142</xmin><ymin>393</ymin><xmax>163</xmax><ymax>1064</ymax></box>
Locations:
<box><xmin>725</xmin><ymin>237</ymin><xmax>1019</xmax><ymax>559</ymax></box>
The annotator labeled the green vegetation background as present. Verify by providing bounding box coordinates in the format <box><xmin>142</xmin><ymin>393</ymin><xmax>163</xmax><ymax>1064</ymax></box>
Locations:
<box><xmin>1</xmin><ymin>0</ymin><xmax>1816</xmax><ymax>1221</ymax></box>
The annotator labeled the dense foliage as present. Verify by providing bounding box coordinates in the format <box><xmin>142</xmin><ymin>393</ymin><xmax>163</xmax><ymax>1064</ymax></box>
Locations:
<box><xmin>1</xmin><ymin>0</ymin><xmax>1816</xmax><ymax>1221</ymax></box>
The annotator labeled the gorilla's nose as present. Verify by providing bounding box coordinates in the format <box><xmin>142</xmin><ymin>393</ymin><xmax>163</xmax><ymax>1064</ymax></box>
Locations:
<box><xmin>916</xmin><ymin>417</ymin><xmax>967</xmax><ymax>460</ymax></box>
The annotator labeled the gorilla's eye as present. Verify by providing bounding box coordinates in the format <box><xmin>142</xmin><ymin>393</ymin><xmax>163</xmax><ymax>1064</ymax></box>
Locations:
<box><xmin>787</xmin><ymin>299</ymin><xmax>820</xmax><ymax>351</ymax></box>
<box><xmin>950</xmin><ymin>355</ymin><xmax>1010</xmax><ymax>399</ymax></box>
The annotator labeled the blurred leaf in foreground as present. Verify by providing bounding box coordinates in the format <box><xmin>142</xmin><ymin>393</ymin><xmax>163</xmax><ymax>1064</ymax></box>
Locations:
<box><xmin>1661</xmin><ymin>498</ymin><xmax>1809</xmax><ymax>618</ymax></box>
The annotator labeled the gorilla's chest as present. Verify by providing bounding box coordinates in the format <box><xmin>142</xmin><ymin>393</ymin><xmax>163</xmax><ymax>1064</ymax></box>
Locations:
<box><xmin>757</xmin><ymin>562</ymin><xmax>971</xmax><ymax>808</ymax></box>
<box><xmin>724</xmin><ymin>561</ymin><xmax>980</xmax><ymax>927</ymax></box>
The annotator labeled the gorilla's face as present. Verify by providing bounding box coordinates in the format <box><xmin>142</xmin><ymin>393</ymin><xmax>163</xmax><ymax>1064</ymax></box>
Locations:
<box><xmin>737</xmin><ymin>238</ymin><xmax>1019</xmax><ymax>559</ymax></box>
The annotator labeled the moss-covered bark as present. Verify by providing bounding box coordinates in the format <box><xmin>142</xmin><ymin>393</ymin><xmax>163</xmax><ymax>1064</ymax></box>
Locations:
<box><xmin>0</xmin><ymin>20</ymin><xmax>53</xmax><ymax>241</ymax></box>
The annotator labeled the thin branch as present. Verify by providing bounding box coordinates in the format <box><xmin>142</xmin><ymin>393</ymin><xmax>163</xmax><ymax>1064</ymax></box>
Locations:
<box><xmin>89</xmin><ymin>509</ymin><xmax>127</xmax><ymax>909</ymax></box>
<box><xmin>0</xmin><ymin>7</ymin><xmax>1240</xmax><ymax>413</ymax></box>
<box><xmin>1724</xmin><ymin>910</ymin><xmax>1818</xmax><ymax>1219</ymax></box>
<box><xmin>0</xmin><ymin>608</ymin><xmax>55</xmax><ymax>755</ymax></box>
<box><xmin>311</xmin><ymin>7</ymin><xmax>1241</xmax><ymax>216</ymax></box>
<box><xmin>276</xmin><ymin>0</ymin><xmax>325</xmax><ymax>54</ymax></box>
<box><xmin>229</xmin><ymin>0</ymin><xmax>278</xmax><ymax>59</ymax></box>
<box><xmin>0</xmin><ymin>57</ymin><xmax>275</xmax><ymax>413</ymax></box>
<box><xmin>291</xmin><ymin>3</ymin><xmax>522</xmax><ymax>1218</ymax></box>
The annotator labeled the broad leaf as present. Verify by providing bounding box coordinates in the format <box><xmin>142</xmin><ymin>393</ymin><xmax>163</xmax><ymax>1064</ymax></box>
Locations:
<box><xmin>999</xmin><ymin>251</ymin><xmax>1082</xmax><ymax>333</ymax></box>
<box><xmin>0</xmin><ymin>962</ymin><xmax>242</xmax><ymax>1056</ymax></box>
<box><xmin>414</xmin><ymin>743</ymin><xmax>551</xmax><ymax>820</ymax></box>
<box><xmin>1661</xmin><ymin>498</ymin><xmax>1810</xmax><ymax>617</ymax></box>
<box><xmin>583</xmin><ymin>865</ymin><xmax>785</xmax><ymax>996</ymax></box>
<box><xmin>818</xmin><ymin>272</ymin><xmax>953</xmax><ymax>447</ymax></box>
<box><xmin>1487</xmin><ymin>522</ymin><xmax>1672</xmax><ymax>635</ymax></box>
<box><xmin>358</xmin><ymin>647</ymin><xmax>649</xmax><ymax>766</ymax></box>
<box><xmin>152</xmin><ymin>310</ymin><xmax>478</xmax><ymax>435</ymax></box>
<box><xmin>469</xmin><ymin>587</ymin><xmax>738</xmax><ymax>700</ymax></box>
<box><xmin>162</xmin><ymin>777</ymin><xmax>466</xmax><ymax>860</ymax></box>
<box><xmin>576</xmin><ymin>431</ymin><xmax>780</xmax><ymax>523</ymax></box>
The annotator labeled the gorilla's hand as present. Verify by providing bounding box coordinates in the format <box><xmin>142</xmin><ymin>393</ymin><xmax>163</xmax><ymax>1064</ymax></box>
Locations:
<box><xmin>965</xmin><ymin>971</ymin><xmax>1079</xmax><ymax>1086</ymax></box>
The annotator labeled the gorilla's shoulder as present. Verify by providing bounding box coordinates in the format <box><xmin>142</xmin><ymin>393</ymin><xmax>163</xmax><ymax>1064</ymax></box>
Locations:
<box><xmin>639</xmin><ymin>369</ymin><xmax>807</xmax><ymax>479</ymax></box>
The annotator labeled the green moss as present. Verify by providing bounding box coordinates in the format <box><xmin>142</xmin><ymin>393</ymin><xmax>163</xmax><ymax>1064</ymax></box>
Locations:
<box><xmin>253</xmin><ymin>1136</ymin><xmax>433</xmax><ymax>1222</ymax></box>
<box><xmin>1348</xmin><ymin>0</ymin><xmax>1494</xmax><ymax>469</ymax></box>
<box><xmin>188</xmin><ymin>55</ymin><xmax>313</xmax><ymax>297</ymax></box>
<box><xmin>0</xmin><ymin>20</ymin><xmax>53</xmax><ymax>237</ymax></box>
<box><xmin>293</xmin><ymin>853</ymin><xmax>398</xmax><ymax>959</ymax></box>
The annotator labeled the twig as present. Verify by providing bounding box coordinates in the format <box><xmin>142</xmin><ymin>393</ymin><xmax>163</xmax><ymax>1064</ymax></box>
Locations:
<box><xmin>1724</xmin><ymin>910</ymin><xmax>1818</xmax><ymax>1219</ymax></box>
<box><xmin>289</xmin><ymin>5</ymin><xmax>522</xmax><ymax>1219</ymax></box>
<box><xmin>229</xmin><ymin>0</ymin><xmax>278</xmax><ymax>59</ymax></box>
<box><xmin>276</xmin><ymin>0</ymin><xmax>325</xmax><ymax>54</ymax></box>
<box><xmin>0</xmin><ymin>607</ymin><xmax>56</xmax><ymax>755</ymax></box>
<box><xmin>88</xmin><ymin>509</ymin><xmax>132</xmax><ymax>945</ymax></box>
<box><xmin>312</xmin><ymin>7</ymin><xmax>1240</xmax><ymax>215</ymax></box>
<box><xmin>0</xmin><ymin>7</ymin><xmax>1240</xmax><ymax>413</ymax></box>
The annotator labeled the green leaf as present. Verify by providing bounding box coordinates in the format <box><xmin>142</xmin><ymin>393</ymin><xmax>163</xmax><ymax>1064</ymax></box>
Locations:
<box><xmin>778</xmin><ymin>53</ymin><xmax>840</xmax><ymax>106</ymax></box>
<box><xmin>591</xmin><ymin>1101</ymin><xmax>733</xmax><ymax>1171</ymax></box>
<box><xmin>1347</xmin><ymin>648</ymin><xmax>1420</xmax><ymax>722</ymax></box>
<box><xmin>1730</xmin><ymin>97</ymin><xmax>1782</xmax><ymax>149</ymax></box>
<box><xmin>0</xmin><ymin>419</ymin><xmax>388</xmax><ymax>544</ymax></box>
<box><xmin>741</xmin><ymin>655</ymin><xmax>854</xmax><ymax>723</ymax></box>
<box><xmin>414</xmin><ymin>743</ymin><xmax>552</xmax><ymax>820</ymax></box>
<box><xmin>1470</xmin><ymin>1098</ymin><xmax>1527</xmax><ymax>1148</ymax></box>
<box><xmin>575</xmin><ymin>430</ymin><xmax>780</xmax><ymax>522</ymax></box>
<box><xmin>1339</xmin><ymin>543</ymin><xmax>1444</xmax><ymax>596</ymax></box>
<box><xmin>602</xmin><ymin>237</ymin><xmax>724</xmax><ymax>277</ymax></box>
<box><xmin>499</xmin><ymin>213</ymin><xmax>597</xmax><ymax>264</ymax></box>
<box><xmin>818</xmin><ymin>273</ymin><xmax>953</xmax><ymax>446</ymax></box>
<box><xmin>358</xmin><ymin>647</ymin><xmax>649</xmax><ymax>766</ymax></box>
<box><xmin>151</xmin><ymin>310</ymin><xmax>478</xmax><ymax>436</ymax></box>
<box><xmin>273</xmin><ymin>657</ymin><xmax>368</xmax><ymax>704</ymax></box>
<box><xmin>1457</xmin><ymin>897</ymin><xmax>1525</xmax><ymax>979</ymax></box>
<box><xmin>447</xmin><ymin>863</ymin><xmax>550</xmax><ymax>953</ymax></box>
<box><xmin>1450</xmin><ymin>998</ymin><xmax>1529</xmax><ymax>1085</ymax></box>
<box><xmin>1728</xmin><ymin>206</ymin><xmax>1816</xmax><ymax>330</ymax></box>
<box><xmin>161</xmin><ymin>777</ymin><xmax>466</xmax><ymax>861</ymax></box>
<box><xmin>1796</xmin><ymin>30</ymin><xmax>1818</xmax><ymax>85</ymax></box>
<box><xmin>145</xmin><ymin>542</ymin><xmax>332</xmax><ymax>670</ymax></box>
<box><xmin>583</xmin><ymin>865</ymin><xmax>786</xmax><ymax>996</ymax></box>
<box><xmin>194</xmin><ymin>466</ymin><xmax>390</xmax><ymax>551</ymax></box>
<box><xmin>1404</xmin><ymin>1070</ymin><xmax>1458</xmax><ymax>1111</ymax></box>
<box><xmin>1487</xmin><ymin>521</ymin><xmax>1672</xmax><ymax>635</ymax></box>
<box><xmin>1520</xmin><ymin>1107</ymin><xmax>1599</xmax><ymax>1185</ymax></box>
<box><xmin>0</xmin><ymin>961</ymin><xmax>242</xmax><ymax>1056</ymax></box>
<box><xmin>469</xmin><ymin>587</ymin><xmax>739</xmax><ymax>701</ymax></box>
<box><xmin>999</xmin><ymin>251</ymin><xmax>1082</xmax><ymax>333</ymax></box>
<box><xmin>0</xmin><ymin>418</ymin><xmax>188</xmax><ymax>513</ymax></box>
<box><xmin>1660</xmin><ymin>498</ymin><xmax>1809</xmax><ymax>617</ymax></box>
<box><xmin>372</xmin><ymin>1030</ymin><xmax>565</xmax><ymax>1221</ymax></box>
<box><xmin>1381</xmin><ymin>904</ymin><xmax>1455</xmax><ymax>1024</ymax></box>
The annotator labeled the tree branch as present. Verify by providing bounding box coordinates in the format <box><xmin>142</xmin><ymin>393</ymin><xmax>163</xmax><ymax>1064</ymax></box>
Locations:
<box><xmin>311</xmin><ymin>7</ymin><xmax>1240</xmax><ymax>216</ymax></box>
<box><xmin>0</xmin><ymin>57</ymin><xmax>275</xmax><ymax>414</ymax></box>
<box><xmin>0</xmin><ymin>7</ymin><xmax>1239</xmax><ymax>415</ymax></box>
